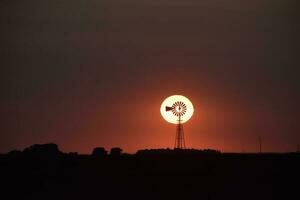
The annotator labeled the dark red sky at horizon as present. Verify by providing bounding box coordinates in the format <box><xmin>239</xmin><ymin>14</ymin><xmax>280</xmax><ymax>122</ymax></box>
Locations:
<box><xmin>1</xmin><ymin>0</ymin><xmax>299</xmax><ymax>154</ymax></box>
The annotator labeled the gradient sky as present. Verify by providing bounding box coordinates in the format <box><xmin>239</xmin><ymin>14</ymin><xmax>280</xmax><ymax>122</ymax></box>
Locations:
<box><xmin>1</xmin><ymin>0</ymin><xmax>299</xmax><ymax>153</ymax></box>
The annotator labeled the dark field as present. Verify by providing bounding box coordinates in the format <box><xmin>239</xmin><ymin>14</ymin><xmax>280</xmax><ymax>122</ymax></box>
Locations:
<box><xmin>1</xmin><ymin>144</ymin><xmax>299</xmax><ymax>200</ymax></box>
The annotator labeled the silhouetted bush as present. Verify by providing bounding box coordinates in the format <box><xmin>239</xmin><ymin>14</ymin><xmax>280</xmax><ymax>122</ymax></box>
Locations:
<box><xmin>110</xmin><ymin>147</ymin><xmax>122</xmax><ymax>156</ymax></box>
<box><xmin>92</xmin><ymin>147</ymin><xmax>107</xmax><ymax>157</ymax></box>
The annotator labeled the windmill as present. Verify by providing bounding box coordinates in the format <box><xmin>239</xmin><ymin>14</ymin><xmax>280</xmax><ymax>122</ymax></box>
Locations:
<box><xmin>160</xmin><ymin>95</ymin><xmax>194</xmax><ymax>149</ymax></box>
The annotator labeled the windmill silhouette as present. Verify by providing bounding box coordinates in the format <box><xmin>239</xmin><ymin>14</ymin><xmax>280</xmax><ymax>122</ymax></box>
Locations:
<box><xmin>166</xmin><ymin>101</ymin><xmax>187</xmax><ymax>149</ymax></box>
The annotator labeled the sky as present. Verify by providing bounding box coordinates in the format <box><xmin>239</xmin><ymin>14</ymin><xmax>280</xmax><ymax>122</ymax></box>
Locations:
<box><xmin>1</xmin><ymin>0</ymin><xmax>299</xmax><ymax>153</ymax></box>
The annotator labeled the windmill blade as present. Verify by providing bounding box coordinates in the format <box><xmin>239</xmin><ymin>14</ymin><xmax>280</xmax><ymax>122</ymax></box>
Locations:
<box><xmin>166</xmin><ymin>106</ymin><xmax>173</xmax><ymax>111</ymax></box>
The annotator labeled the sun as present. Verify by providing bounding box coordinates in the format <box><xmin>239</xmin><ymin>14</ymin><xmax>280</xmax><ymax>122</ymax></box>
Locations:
<box><xmin>160</xmin><ymin>95</ymin><xmax>194</xmax><ymax>124</ymax></box>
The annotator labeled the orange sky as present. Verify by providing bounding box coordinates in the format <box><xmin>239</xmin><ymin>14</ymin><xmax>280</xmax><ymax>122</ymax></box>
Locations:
<box><xmin>1</xmin><ymin>0</ymin><xmax>299</xmax><ymax>153</ymax></box>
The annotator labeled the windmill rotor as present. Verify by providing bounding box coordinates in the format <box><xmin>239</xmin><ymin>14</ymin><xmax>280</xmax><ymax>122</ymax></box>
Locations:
<box><xmin>170</xmin><ymin>101</ymin><xmax>187</xmax><ymax>117</ymax></box>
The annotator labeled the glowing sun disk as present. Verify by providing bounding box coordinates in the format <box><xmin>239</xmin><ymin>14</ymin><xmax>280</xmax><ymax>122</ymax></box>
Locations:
<box><xmin>160</xmin><ymin>95</ymin><xmax>194</xmax><ymax>124</ymax></box>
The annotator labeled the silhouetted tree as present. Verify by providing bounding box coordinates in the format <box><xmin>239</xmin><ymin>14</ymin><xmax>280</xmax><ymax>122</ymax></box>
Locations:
<box><xmin>23</xmin><ymin>143</ymin><xmax>62</xmax><ymax>156</ymax></box>
<box><xmin>110</xmin><ymin>147</ymin><xmax>122</xmax><ymax>156</ymax></box>
<box><xmin>7</xmin><ymin>150</ymin><xmax>22</xmax><ymax>156</ymax></box>
<box><xmin>68</xmin><ymin>152</ymin><xmax>79</xmax><ymax>156</ymax></box>
<box><xmin>92</xmin><ymin>147</ymin><xmax>107</xmax><ymax>157</ymax></box>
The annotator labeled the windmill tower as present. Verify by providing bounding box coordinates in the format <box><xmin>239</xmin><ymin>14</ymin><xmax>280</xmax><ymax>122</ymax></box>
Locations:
<box><xmin>258</xmin><ymin>136</ymin><xmax>262</xmax><ymax>153</ymax></box>
<box><xmin>175</xmin><ymin>115</ymin><xmax>185</xmax><ymax>149</ymax></box>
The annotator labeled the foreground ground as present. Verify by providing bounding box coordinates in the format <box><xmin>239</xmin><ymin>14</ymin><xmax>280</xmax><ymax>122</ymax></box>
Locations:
<box><xmin>0</xmin><ymin>145</ymin><xmax>299</xmax><ymax>200</ymax></box>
